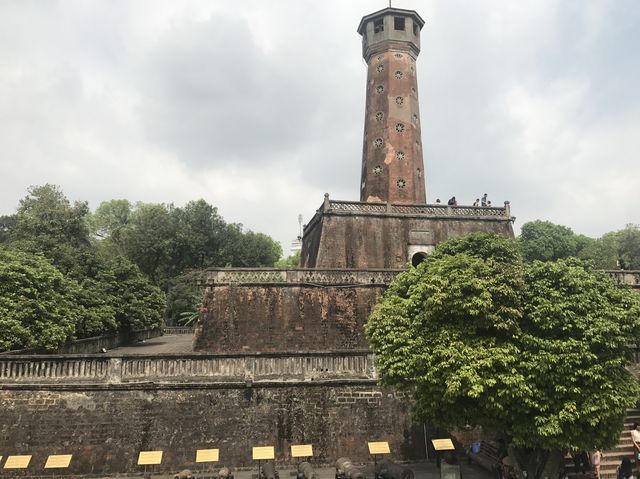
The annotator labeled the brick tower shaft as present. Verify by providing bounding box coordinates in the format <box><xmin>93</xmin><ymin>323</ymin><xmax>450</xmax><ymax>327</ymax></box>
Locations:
<box><xmin>358</xmin><ymin>8</ymin><xmax>426</xmax><ymax>204</ymax></box>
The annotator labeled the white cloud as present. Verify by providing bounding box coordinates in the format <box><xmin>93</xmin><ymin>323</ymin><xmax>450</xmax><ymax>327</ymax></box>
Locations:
<box><xmin>0</xmin><ymin>0</ymin><xmax>638</xmax><ymax>252</ymax></box>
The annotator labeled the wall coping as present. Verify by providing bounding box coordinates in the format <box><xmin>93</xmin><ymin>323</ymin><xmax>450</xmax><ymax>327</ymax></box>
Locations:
<box><xmin>205</xmin><ymin>268</ymin><xmax>403</xmax><ymax>285</ymax></box>
<box><xmin>303</xmin><ymin>196</ymin><xmax>514</xmax><ymax>238</ymax></box>
<box><xmin>1</xmin><ymin>349</ymin><xmax>372</xmax><ymax>361</ymax></box>
<box><xmin>0</xmin><ymin>350</ymin><xmax>377</xmax><ymax>386</ymax></box>
<box><xmin>204</xmin><ymin>268</ymin><xmax>640</xmax><ymax>288</ymax></box>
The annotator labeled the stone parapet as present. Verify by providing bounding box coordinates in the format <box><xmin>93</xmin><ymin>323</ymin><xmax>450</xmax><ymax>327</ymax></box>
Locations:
<box><xmin>606</xmin><ymin>270</ymin><xmax>640</xmax><ymax>288</ymax></box>
<box><xmin>206</xmin><ymin>268</ymin><xmax>401</xmax><ymax>285</ymax></box>
<box><xmin>303</xmin><ymin>198</ymin><xmax>513</xmax><ymax>238</ymax></box>
<box><xmin>0</xmin><ymin>351</ymin><xmax>375</xmax><ymax>386</ymax></box>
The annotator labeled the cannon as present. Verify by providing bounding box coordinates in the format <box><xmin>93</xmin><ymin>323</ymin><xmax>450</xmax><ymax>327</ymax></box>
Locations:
<box><xmin>214</xmin><ymin>467</ymin><xmax>234</xmax><ymax>479</ymax></box>
<box><xmin>336</xmin><ymin>457</ymin><xmax>365</xmax><ymax>479</ymax></box>
<box><xmin>260</xmin><ymin>461</ymin><xmax>279</xmax><ymax>479</ymax></box>
<box><xmin>376</xmin><ymin>459</ymin><xmax>414</xmax><ymax>479</ymax></box>
<box><xmin>297</xmin><ymin>461</ymin><xmax>319</xmax><ymax>479</ymax></box>
<box><xmin>174</xmin><ymin>470</ymin><xmax>195</xmax><ymax>479</ymax></box>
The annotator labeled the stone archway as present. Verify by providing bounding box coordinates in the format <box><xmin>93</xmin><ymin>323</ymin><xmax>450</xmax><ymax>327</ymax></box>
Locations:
<box><xmin>411</xmin><ymin>251</ymin><xmax>428</xmax><ymax>267</ymax></box>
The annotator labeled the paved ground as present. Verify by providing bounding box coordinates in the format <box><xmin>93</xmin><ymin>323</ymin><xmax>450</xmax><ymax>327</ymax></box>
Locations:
<box><xmin>96</xmin><ymin>461</ymin><xmax>492</xmax><ymax>479</ymax></box>
<box><xmin>107</xmin><ymin>334</ymin><xmax>195</xmax><ymax>355</ymax></box>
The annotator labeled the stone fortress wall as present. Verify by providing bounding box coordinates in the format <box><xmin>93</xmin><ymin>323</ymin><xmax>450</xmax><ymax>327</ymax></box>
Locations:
<box><xmin>2</xmin><ymin>4</ymin><xmax>639</xmax><ymax>475</ymax></box>
<box><xmin>0</xmin><ymin>350</ymin><xmax>424</xmax><ymax>474</ymax></box>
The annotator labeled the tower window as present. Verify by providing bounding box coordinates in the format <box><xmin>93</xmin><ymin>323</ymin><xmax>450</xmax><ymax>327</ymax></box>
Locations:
<box><xmin>394</xmin><ymin>17</ymin><xmax>405</xmax><ymax>31</ymax></box>
<box><xmin>374</xmin><ymin>138</ymin><xmax>384</xmax><ymax>148</ymax></box>
<box><xmin>376</xmin><ymin>85</ymin><xmax>384</xmax><ymax>94</ymax></box>
<box><xmin>374</xmin><ymin>18</ymin><xmax>384</xmax><ymax>33</ymax></box>
<box><xmin>396</xmin><ymin>151</ymin><xmax>405</xmax><ymax>161</ymax></box>
<box><xmin>395</xmin><ymin>123</ymin><xmax>405</xmax><ymax>133</ymax></box>
<box><xmin>373</xmin><ymin>166</ymin><xmax>382</xmax><ymax>175</ymax></box>
<box><xmin>394</xmin><ymin>71</ymin><xmax>404</xmax><ymax>80</ymax></box>
<box><xmin>396</xmin><ymin>178</ymin><xmax>406</xmax><ymax>188</ymax></box>
<box><xmin>395</xmin><ymin>96</ymin><xmax>404</xmax><ymax>105</ymax></box>
<box><xmin>375</xmin><ymin>111</ymin><xmax>384</xmax><ymax>122</ymax></box>
<box><xmin>413</xmin><ymin>23</ymin><xmax>419</xmax><ymax>36</ymax></box>
<box><xmin>376</xmin><ymin>64</ymin><xmax>384</xmax><ymax>73</ymax></box>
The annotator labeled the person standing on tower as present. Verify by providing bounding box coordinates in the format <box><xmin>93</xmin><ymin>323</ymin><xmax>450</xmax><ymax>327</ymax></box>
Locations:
<box><xmin>481</xmin><ymin>193</ymin><xmax>488</xmax><ymax>207</ymax></box>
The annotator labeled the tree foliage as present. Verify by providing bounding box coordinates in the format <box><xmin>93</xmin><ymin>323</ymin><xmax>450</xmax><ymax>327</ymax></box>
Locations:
<box><xmin>367</xmin><ymin>233</ymin><xmax>640</xmax><ymax>478</ymax></box>
<box><xmin>0</xmin><ymin>249</ymin><xmax>81</xmax><ymax>352</ymax></box>
<box><xmin>0</xmin><ymin>185</ymin><xmax>283</xmax><ymax>344</ymax></box>
<box><xmin>518</xmin><ymin>220</ymin><xmax>640</xmax><ymax>269</ymax></box>
<box><xmin>0</xmin><ymin>186</ymin><xmax>166</xmax><ymax>350</ymax></box>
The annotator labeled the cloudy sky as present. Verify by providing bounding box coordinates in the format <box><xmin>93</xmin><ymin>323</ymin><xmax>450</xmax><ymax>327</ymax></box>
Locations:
<box><xmin>1</xmin><ymin>0</ymin><xmax>638</xmax><ymax>253</ymax></box>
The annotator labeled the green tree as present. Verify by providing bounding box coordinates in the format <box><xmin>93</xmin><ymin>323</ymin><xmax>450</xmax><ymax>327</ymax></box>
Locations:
<box><xmin>235</xmin><ymin>231</ymin><xmax>282</xmax><ymax>267</ymax></box>
<box><xmin>92</xmin><ymin>255</ymin><xmax>165</xmax><ymax>331</ymax></box>
<box><xmin>276</xmin><ymin>250</ymin><xmax>301</xmax><ymax>268</ymax></box>
<box><xmin>367</xmin><ymin>233</ymin><xmax>640</xmax><ymax>479</ymax></box>
<box><xmin>165</xmin><ymin>270</ymin><xmax>204</xmax><ymax>325</ymax></box>
<box><xmin>577</xmin><ymin>231</ymin><xmax>618</xmax><ymax>269</ymax></box>
<box><xmin>90</xmin><ymin>199</ymin><xmax>132</xmax><ymax>248</ymax></box>
<box><xmin>518</xmin><ymin>220</ymin><xmax>587</xmax><ymax>262</ymax></box>
<box><xmin>10</xmin><ymin>184</ymin><xmax>92</xmax><ymax>273</ymax></box>
<box><xmin>119</xmin><ymin>202</ymin><xmax>176</xmax><ymax>284</ymax></box>
<box><xmin>617</xmin><ymin>224</ymin><xmax>640</xmax><ymax>269</ymax></box>
<box><xmin>0</xmin><ymin>248</ymin><xmax>81</xmax><ymax>352</ymax></box>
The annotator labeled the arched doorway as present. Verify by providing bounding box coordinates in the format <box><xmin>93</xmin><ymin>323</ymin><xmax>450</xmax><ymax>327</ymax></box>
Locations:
<box><xmin>411</xmin><ymin>252</ymin><xmax>428</xmax><ymax>267</ymax></box>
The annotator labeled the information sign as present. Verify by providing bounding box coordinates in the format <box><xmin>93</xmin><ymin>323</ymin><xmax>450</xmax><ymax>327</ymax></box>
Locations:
<box><xmin>137</xmin><ymin>451</ymin><xmax>163</xmax><ymax>465</ymax></box>
<box><xmin>44</xmin><ymin>455</ymin><xmax>72</xmax><ymax>469</ymax></box>
<box><xmin>431</xmin><ymin>439</ymin><xmax>455</xmax><ymax>451</ymax></box>
<box><xmin>196</xmin><ymin>449</ymin><xmax>220</xmax><ymax>463</ymax></box>
<box><xmin>291</xmin><ymin>445</ymin><xmax>313</xmax><ymax>458</ymax></box>
<box><xmin>368</xmin><ymin>442</ymin><xmax>391</xmax><ymax>455</ymax></box>
<box><xmin>252</xmin><ymin>446</ymin><xmax>275</xmax><ymax>460</ymax></box>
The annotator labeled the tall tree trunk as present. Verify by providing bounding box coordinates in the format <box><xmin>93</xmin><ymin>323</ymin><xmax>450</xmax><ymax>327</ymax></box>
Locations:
<box><xmin>510</xmin><ymin>446</ymin><xmax>564</xmax><ymax>479</ymax></box>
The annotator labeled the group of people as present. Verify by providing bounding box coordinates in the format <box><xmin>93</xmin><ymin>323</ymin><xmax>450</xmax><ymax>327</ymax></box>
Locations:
<box><xmin>434</xmin><ymin>193</ymin><xmax>493</xmax><ymax>207</ymax></box>
<box><xmin>572</xmin><ymin>422</ymin><xmax>640</xmax><ymax>479</ymax></box>
<box><xmin>472</xmin><ymin>193</ymin><xmax>492</xmax><ymax>207</ymax></box>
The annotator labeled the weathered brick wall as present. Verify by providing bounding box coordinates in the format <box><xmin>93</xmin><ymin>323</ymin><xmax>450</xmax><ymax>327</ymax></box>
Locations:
<box><xmin>0</xmin><ymin>384</ymin><xmax>422</xmax><ymax>475</ymax></box>
<box><xmin>194</xmin><ymin>285</ymin><xmax>384</xmax><ymax>353</ymax></box>
<box><xmin>302</xmin><ymin>212</ymin><xmax>515</xmax><ymax>269</ymax></box>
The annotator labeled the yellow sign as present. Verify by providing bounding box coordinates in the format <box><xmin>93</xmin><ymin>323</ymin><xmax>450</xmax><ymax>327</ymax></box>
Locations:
<box><xmin>431</xmin><ymin>439</ymin><xmax>455</xmax><ymax>451</ymax></box>
<box><xmin>44</xmin><ymin>455</ymin><xmax>73</xmax><ymax>469</ymax></box>
<box><xmin>252</xmin><ymin>446</ymin><xmax>275</xmax><ymax>460</ymax></box>
<box><xmin>4</xmin><ymin>455</ymin><xmax>32</xmax><ymax>469</ymax></box>
<box><xmin>368</xmin><ymin>442</ymin><xmax>391</xmax><ymax>455</ymax></box>
<box><xmin>137</xmin><ymin>451</ymin><xmax>163</xmax><ymax>465</ymax></box>
<box><xmin>196</xmin><ymin>449</ymin><xmax>220</xmax><ymax>463</ymax></box>
<box><xmin>291</xmin><ymin>444</ymin><xmax>313</xmax><ymax>458</ymax></box>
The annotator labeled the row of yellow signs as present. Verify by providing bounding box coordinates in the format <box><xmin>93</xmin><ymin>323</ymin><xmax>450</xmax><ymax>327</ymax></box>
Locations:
<box><xmin>1</xmin><ymin>455</ymin><xmax>71</xmax><ymax>470</ymax></box>
<box><xmin>1</xmin><ymin>440</ymin><xmax>424</xmax><ymax>470</ymax></box>
<box><xmin>139</xmin><ymin>443</ymin><xmax>392</xmax><ymax>465</ymax></box>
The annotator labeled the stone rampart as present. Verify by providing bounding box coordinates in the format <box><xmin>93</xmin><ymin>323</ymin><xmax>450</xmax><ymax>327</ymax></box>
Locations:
<box><xmin>0</xmin><ymin>351</ymin><xmax>422</xmax><ymax>474</ymax></box>
<box><xmin>195</xmin><ymin>269</ymin><xmax>639</xmax><ymax>354</ymax></box>
<box><xmin>300</xmin><ymin>198</ymin><xmax>515</xmax><ymax>269</ymax></box>
<box><xmin>194</xmin><ymin>281</ymin><xmax>387</xmax><ymax>353</ymax></box>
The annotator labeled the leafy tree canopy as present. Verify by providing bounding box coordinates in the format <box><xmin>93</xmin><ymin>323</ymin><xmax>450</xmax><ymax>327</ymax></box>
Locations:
<box><xmin>518</xmin><ymin>220</ymin><xmax>640</xmax><ymax>270</ymax></box>
<box><xmin>518</xmin><ymin>220</ymin><xmax>586</xmax><ymax>262</ymax></box>
<box><xmin>367</xmin><ymin>233</ymin><xmax>640</xmax><ymax>478</ymax></box>
<box><xmin>0</xmin><ymin>248</ymin><xmax>80</xmax><ymax>352</ymax></box>
<box><xmin>276</xmin><ymin>250</ymin><xmax>301</xmax><ymax>268</ymax></box>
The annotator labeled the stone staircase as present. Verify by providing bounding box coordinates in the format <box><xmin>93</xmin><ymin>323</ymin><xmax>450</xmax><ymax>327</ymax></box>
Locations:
<box><xmin>566</xmin><ymin>408</ymin><xmax>640</xmax><ymax>479</ymax></box>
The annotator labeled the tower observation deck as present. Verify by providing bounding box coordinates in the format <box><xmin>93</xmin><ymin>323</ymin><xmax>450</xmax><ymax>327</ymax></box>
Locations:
<box><xmin>357</xmin><ymin>8</ymin><xmax>426</xmax><ymax>204</ymax></box>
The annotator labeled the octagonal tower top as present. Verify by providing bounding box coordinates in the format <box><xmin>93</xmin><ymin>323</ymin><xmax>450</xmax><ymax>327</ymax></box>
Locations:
<box><xmin>357</xmin><ymin>7</ymin><xmax>425</xmax><ymax>62</ymax></box>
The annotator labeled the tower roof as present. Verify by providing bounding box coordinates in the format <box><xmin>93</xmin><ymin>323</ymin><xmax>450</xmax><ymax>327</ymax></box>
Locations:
<box><xmin>357</xmin><ymin>7</ymin><xmax>425</xmax><ymax>35</ymax></box>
